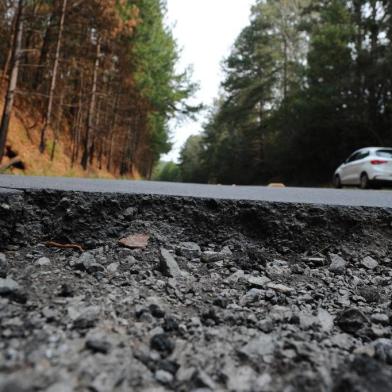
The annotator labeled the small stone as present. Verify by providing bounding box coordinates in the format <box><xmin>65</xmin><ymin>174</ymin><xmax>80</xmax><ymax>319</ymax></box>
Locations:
<box><xmin>266</xmin><ymin>260</ymin><xmax>290</xmax><ymax>277</ymax></box>
<box><xmin>58</xmin><ymin>283</ymin><xmax>74</xmax><ymax>297</ymax></box>
<box><xmin>0</xmin><ymin>253</ymin><xmax>8</xmax><ymax>278</ymax></box>
<box><xmin>298</xmin><ymin>311</ymin><xmax>316</xmax><ymax>329</ymax></box>
<box><xmin>85</xmin><ymin>262</ymin><xmax>105</xmax><ymax>274</ymax></box>
<box><xmin>227</xmin><ymin>270</ymin><xmax>245</xmax><ymax>283</ymax></box>
<box><xmin>42</xmin><ymin>307</ymin><xmax>57</xmax><ymax>321</ymax></box>
<box><xmin>221</xmin><ymin>246</ymin><xmax>233</xmax><ymax>257</ymax></box>
<box><xmin>149</xmin><ymin>304</ymin><xmax>165</xmax><ymax>318</ymax></box>
<box><xmin>269</xmin><ymin>306</ymin><xmax>293</xmax><ymax>322</ymax></box>
<box><xmin>74</xmin><ymin>252</ymin><xmax>105</xmax><ymax>274</ymax></box>
<box><xmin>336</xmin><ymin>308</ymin><xmax>369</xmax><ymax>334</ymax></box>
<box><xmin>163</xmin><ymin>316</ymin><xmax>179</xmax><ymax>332</ymax></box>
<box><xmin>361</xmin><ymin>256</ymin><xmax>378</xmax><ymax>270</ymax></box>
<box><xmin>107</xmin><ymin>262</ymin><xmax>119</xmax><ymax>273</ymax></box>
<box><xmin>190</xmin><ymin>369</ymin><xmax>216</xmax><ymax>390</ymax></box>
<box><xmin>73</xmin><ymin>306</ymin><xmax>100</xmax><ymax>330</ymax></box>
<box><xmin>317</xmin><ymin>309</ymin><xmax>334</xmax><ymax>332</ymax></box>
<box><xmin>176</xmin><ymin>242</ymin><xmax>201</xmax><ymax>259</ymax></box>
<box><xmin>301</xmin><ymin>257</ymin><xmax>325</xmax><ymax>267</ymax></box>
<box><xmin>239</xmin><ymin>334</ymin><xmax>277</xmax><ymax>360</ymax></box>
<box><xmin>123</xmin><ymin>207</ymin><xmax>137</xmax><ymax>219</ymax></box>
<box><xmin>201</xmin><ymin>251</ymin><xmax>224</xmax><ymax>263</ymax></box>
<box><xmin>329</xmin><ymin>253</ymin><xmax>347</xmax><ymax>274</ymax></box>
<box><xmin>36</xmin><ymin>257</ymin><xmax>51</xmax><ymax>266</ymax></box>
<box><xmin>371</xmin><ymin>325</ymin><xmax>390</xmax><ymax>338</ymax></box>
<box><xmin>213</xmin><ymin>296</ymin><xmax>229</xmax><ymax>309</ymax></box>
<box><xmin>371</xmin><ymin>313</ymin><xmax>390</xmax><ymax>326</ymax></box>
<box><xmin>0</xmin><ymin>278</ymin><xmax>27</xmax><ymax>303</ymax></box>
<box><xmin>266</xmin><ymin>282</ymin><xmax>293</xmax><ymax>294</ymax></box>
<box><xmin>247</xmin><ymin>276</ymin><xmax>271</xmax><ymax>288</ymax></box>
<box><xmin>85</xmin><ymin>338</ymin><xmax>111</xmax><ymax>354</ymax></box>
<box><xmin>150</xmin><ymin>333</ymin><xmax>175</xmax><ymax>357</ymax></box>
<box><xmin>155</xmin><ymin>370</ymin><xmax>173</xmax><ymax>385</ymax></box>
<box><xmin>358</xmin><ymin>286</ymin><xmax>380</xmax><ymax>304</ymax></box>
<box><xmin>119</xmin><ymin>233</ymin><xmax>149</xmax><ymax>249</ymax></box>
<box><xmin>240</xmin><ymin>288</ymin><xmax>263</xmax><ymax>306</ymax></box>
<box><xmin>372</xmin><ymin>339</ymin><xmax>392</xmax><ymax>364</ymax></box>
<box><xmin>159</xmin><ymin>248</ymin><xmax>182</xmax><ymax>278</ymax></box>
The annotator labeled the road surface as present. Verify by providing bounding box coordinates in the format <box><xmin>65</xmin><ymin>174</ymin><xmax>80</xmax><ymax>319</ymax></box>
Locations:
<box><xmin>0</xmin><ymin>174</ymin><xmax>391</xmax><ymax>208</ymax></box>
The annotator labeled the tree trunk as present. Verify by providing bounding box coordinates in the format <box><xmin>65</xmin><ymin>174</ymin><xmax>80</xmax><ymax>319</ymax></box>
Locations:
<box><xmin>50</xmin><ymin>87</ymin><xmax>64</xmax><ymax>161</ymax></box>
<box><xmin>107</xmin><ymin>130</ymin><xmax>115</xmax><ymax>171</ymax></box>
<box><xmin>33</xmin><ymin>10</ymin><xmax>56</xmax><ymax>90</ymax></box>
<box><xmin>368</xmin><ymin>1</ymin><xmax>383</xmax><ymax>144</ymax></box>
<box><xmin>71</xmin><ymin>69</ymin><xmax>84</xmax><ymax>167</ymax></box>
<box><xmin>81</xmin><ymin>38</ymin><xmax>101</xmax><ymax>170</ymax></box>
<box><xmin>106</xmin><ymin>92</ymin><xmax>120</xmax><ymax>172</ymax></box>
<box><xmin>283</xmin><ymin>35</ymin><xmax>288</xmax><ymax>102</ymax></box>
<box><xmin>0</xmin><ymin>0</ymin><xmax>24</xmax><ymax>163</ymax></box>
<box><xmin>39</xmin><ymin>0</ymin><xmax>67</xmax><ymax>153</ymax></box>
<box><xmin>1</xmin><ymin>6</ymin><xmax>17</xmax><ymax>83</ymax></box>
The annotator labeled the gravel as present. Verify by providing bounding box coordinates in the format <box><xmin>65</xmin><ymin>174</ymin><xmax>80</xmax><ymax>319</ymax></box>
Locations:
<box><xmin>0</xmin><ymin>189</ymin><xmax>392</xmax><ymax>391</ymax></box>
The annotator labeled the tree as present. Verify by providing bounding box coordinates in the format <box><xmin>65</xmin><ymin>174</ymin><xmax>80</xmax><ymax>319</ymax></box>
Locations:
<box><xmin>194</xmin><ymin>0</ymin><xmax>392</xmax><ymax>186</ymax></box>
<box><xmin>179</xmin><ymin>135</ymin><xmax>206</xmax><ymax>183</ymax></box>
<box><xmin>0</xmin><ymin>0</ymin><xmax>24</xmax><ymax>163</ymax></box>
<box><xmin>39</xmin><ymin>0</ymin><xmax>68</xmax><ymax>154</ymax></box>
<box><xmin>152</xmin><ymin>160</ymin><xmax>180</xmax><ymax>182</ymax></box>
<box><xmin>199</xmin><ymin>0</ymin><xmax>309</xmax><ymax>184</ymax></box>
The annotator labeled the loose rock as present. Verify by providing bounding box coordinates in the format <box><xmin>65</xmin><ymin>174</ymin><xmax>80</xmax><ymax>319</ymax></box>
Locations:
<box><xmin>0</xmin><ymin>252</ymin><xmax>8</xmax><ymax>278</ymax></box>
<box><xmin>176</xmin><ymin>242</ymin><xmax>201</xmax><ymax>260</ymax></box>
<box><xmin>36</xmin><ymin>257</ymin><xmax>51</xmax><ymax>266</ymax></box>
<box><xmin>159</xmin><ymin>248</ymin><xmax>182</xmax><ymax>278</ymax></box>
<box><xmin>150</xmin><ymin>333</ymin><xmax>175</xmax><ymax>357</ymax></box>
<box><xmin>246</xmin><ymin>275</ymin><xmax>271</xmax><ymax>288</ymax></box>
<box><xmin>0</xmin><ymin>278</ymin><xmax>27</xmax><ymax>303</ymax></box>
<box><xmin>336</xmin><ymin>308</ymin><xmax>369</xmax><ymax>334</ymax></box>
<box><xmin>329</xmin><ymin>253</ymin><xmax>347</xmax><ymax>274</ymax></box>
<box><xmin>361</xmin><ymin>256</ymin><xmax>379</xmax><ymax>270</ymax></box>
<box><xmin>85</xmin><ymin>338</ymin><xmax>111</xmax><ymax>354</ymax></box>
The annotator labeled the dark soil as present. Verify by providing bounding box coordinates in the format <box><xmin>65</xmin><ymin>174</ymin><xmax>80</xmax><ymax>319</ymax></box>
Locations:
<box><xmin>0</xmin><ymin>190</ymin><xmax>392</xmax><ymax>391</ymax></box>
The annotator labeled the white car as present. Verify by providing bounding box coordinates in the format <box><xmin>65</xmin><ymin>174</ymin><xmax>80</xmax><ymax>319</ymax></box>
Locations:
<box><xmin>333</xmin><ymin>147</ymin><xmax>392</xmax><ymax>189</ymax></box>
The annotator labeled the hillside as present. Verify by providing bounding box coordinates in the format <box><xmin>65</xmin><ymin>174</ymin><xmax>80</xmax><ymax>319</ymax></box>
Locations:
<box><xmin>0</xmin><ymin>1</ymin><xmax>196</xmax><ymax>180</ymax></box>
<box><xmin>0</xmin><ymin>89</ymin><xmax>135</xmax><ymax>179</ymax></box>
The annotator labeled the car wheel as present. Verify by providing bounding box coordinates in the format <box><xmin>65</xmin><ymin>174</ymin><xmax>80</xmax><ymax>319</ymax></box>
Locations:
<box><xmin>360</xmin><ymin>173</ymin><xmax>370</xmax><ymax>189</ymax></box>
<box><xmin>333</xmin><ymin>174</ymin><xmax>342</xmax><ymax>189</ymax></box>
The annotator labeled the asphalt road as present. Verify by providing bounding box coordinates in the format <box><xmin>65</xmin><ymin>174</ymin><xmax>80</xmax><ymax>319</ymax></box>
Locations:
<box><xmin>0</xmin><ymin>174</ymin><xmax>391</xmax><ymax>208</ymax></box>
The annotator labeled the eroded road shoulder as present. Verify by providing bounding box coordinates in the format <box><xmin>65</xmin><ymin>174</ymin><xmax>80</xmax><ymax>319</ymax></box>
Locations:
<box><xmin>0</xmin><ymin>190</ymin><xmax>392</xmax><ymax>392</ymax></box>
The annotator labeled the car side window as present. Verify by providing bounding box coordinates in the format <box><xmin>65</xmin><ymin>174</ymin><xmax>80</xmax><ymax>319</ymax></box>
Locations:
<box><xmin>347</xmin><ymin>151</ymin><xmax>368</xmax><ymax>163</ymax></box>
<box><xmin>356</xmin><ymin>151</ymin><xmax>369</xmax><ymax>160</ymax></box>
<box><xmin>347</xmin><ymin>152</ymin><xmax>360</xmax><ymax>163</ymax></box>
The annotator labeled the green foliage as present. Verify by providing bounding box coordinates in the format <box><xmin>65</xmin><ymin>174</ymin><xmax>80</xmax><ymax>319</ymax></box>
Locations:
<box><xmin>152</xmin><ymin>160</ymin><xmax>181</xmax><ymax>182</ymax></box>
<box><xmin>179</xmin><ymin>135</ymin><xmax>207</xmax><ymax>183</ymax></box>
<box><xmin>131</xmin><ymin>0</ymin><xmax>199</xmax><ymax>162</ymax></box>
<box><xmin>182</xmin><ymin>0</ymin><xmax>392</xmax><ymax>186</ymax></box>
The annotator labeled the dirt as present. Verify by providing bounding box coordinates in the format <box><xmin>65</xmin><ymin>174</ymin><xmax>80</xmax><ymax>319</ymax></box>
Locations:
<box><xmin>0</xmin><ymin>190</ymin><xmax>392</xmax><ymax>391</ymax></box>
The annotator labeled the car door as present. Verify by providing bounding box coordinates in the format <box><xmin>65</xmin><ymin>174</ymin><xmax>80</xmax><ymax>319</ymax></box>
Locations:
<box><xmin>348</xmin><ymin>150</ymin><xmax>369</xmax><ymax>184</ymax></box>
<box><xmin>340</xmin><ymin>152</ymin><xmax>360</xmax><ymax>184</ymax></box>
<box><xmin>346</xmin><ymin>150</ymin><xmax>369</xmax><ymax>185</ymax></box>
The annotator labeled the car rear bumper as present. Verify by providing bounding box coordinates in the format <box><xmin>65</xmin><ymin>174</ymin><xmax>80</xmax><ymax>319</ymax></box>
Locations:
<box><xmin>373</xmin><ymin>174</ymin><xmax>392</xmax><ymax>181</ymax></box>
<box><xmin>371</xmin><ymin>175</ymin><xmax>392</xmax><ymax>187</ymax></box>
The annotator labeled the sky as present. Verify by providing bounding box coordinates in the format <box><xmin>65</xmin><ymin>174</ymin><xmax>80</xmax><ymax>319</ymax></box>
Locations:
<box><xmin>163</xmin><ymin>0</ymin><xmax>254</xmax><ymax>162</ymax></box>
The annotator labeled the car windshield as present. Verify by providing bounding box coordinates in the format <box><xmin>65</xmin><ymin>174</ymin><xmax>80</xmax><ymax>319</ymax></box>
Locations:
<box><xmin>376</xmin><ymin>149</ymin><xmax>392</xmax><ymax>158</ymax></box>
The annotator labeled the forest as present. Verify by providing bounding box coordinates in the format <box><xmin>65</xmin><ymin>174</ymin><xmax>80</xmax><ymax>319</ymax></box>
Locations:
<box><xmin>173</xmin><ymin>0</ymin><xmax>392</xmax><ymax>186</ymax></box>
<box><xmin>0</xmin><ymin>0</ymin><xmax>196</xmax><ymax>178</ymax></box>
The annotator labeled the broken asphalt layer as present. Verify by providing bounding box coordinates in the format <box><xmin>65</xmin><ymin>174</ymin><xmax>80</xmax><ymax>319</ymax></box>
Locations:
<box><xmin>0</xmin><ymin>189</ymin><xmax>392</xmax><ymax>391</ymax></box>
